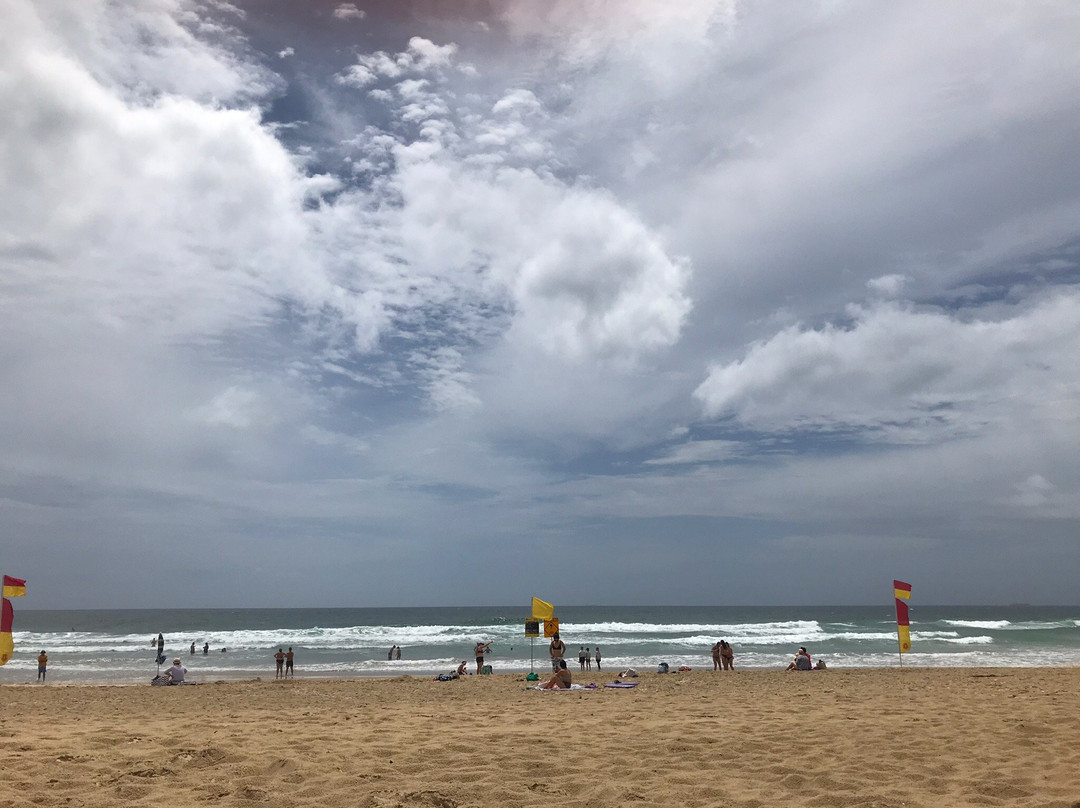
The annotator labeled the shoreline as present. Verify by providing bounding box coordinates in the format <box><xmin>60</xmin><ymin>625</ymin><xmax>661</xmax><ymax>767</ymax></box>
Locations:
<box><xmin>2</xmin><ymin>659</ymin><xmax>1077</xmax><ymax>687</ymax></box>
<box><xmin>3</xmin><ymin>660</ymin><xmax>1080</xmax><ymax>688</ymax></box>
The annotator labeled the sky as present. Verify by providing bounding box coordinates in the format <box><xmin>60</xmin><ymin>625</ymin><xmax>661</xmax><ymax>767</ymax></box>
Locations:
<box><xmin>2</xmin><ymin>0</ymin><xmax>1078</xmax><ymax>608</ymax></box>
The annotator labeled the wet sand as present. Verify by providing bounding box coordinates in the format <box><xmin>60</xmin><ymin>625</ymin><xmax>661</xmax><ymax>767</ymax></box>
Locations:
<box><xmin>1</xmin><ymin>667</ymin><xmax>1077</xmax><ymax>807</ymax></box>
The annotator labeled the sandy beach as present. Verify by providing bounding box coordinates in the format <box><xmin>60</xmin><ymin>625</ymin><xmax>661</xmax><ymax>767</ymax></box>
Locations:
<box><xmin>1</xmin><ymin>667</ymin><xmax>1077</xmax><ymax>808</ymax></box>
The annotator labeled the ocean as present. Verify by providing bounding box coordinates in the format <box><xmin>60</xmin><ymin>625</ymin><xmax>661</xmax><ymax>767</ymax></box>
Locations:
<box><xmin>3</xmin><ymin>605</ymin><xmax>1078</xmax><ymax>685</ymax></box>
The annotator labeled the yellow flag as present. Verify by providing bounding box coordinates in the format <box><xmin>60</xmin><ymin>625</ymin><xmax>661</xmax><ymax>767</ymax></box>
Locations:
<box><xmin>531</xmin><ymin>597</ymin><xmax>554</xmax><ymax>620</ymax></box>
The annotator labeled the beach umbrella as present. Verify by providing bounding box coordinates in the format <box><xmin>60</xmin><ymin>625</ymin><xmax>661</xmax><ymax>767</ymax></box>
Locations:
<box><xmin>155</xmin><ymin>633</ymin><xmax>166</xmax><ymax>667</ymax></box>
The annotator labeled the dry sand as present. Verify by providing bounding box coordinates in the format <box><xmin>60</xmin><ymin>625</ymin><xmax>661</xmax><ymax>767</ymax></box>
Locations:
<box><xmin>1</xmin><ymin>667</ymin><xmax>1077</xmax><ymax>807</ymax></box>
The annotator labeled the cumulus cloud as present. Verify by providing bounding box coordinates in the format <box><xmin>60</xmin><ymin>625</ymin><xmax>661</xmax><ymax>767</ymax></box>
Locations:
<box><xmin>694</xmin><ymin>292</ymin><xmax>1080</xmax><ymax>442</ymax></box>
<box><xmin>337</xmin><ymin>37</ymin><xmax>457</xmax><ymax>88</ymax></box>
<box><xmin>333</xmin><ymin>37</ymin><xmax>692</xmax><ymax>367</ymax></box>
<box><xmin>867</xmin><ymin>274</ymin><xmax>907</xmax><ymax>298</ymax></box>
<box><xmin>332</xmin><ymin>3</ymin><xmax>365</xmax><ymax>21</ymax></box>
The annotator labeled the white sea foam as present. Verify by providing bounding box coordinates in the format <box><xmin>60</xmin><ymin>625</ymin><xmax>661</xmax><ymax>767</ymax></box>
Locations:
<box><xmin>942</xmin><ymin>620</ymin><xmax>1010</xmax><ymax>629</ymax></box>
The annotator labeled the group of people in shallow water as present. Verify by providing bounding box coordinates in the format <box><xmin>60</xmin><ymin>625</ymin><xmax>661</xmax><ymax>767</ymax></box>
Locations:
<box><xmin>549</xmin><ymin>633</ymin><xmax>601</xmax><ymax>672</ymax></box>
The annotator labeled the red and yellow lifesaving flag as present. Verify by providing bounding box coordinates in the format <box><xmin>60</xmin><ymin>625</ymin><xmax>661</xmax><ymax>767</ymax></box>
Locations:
<box><xmin>2</xmin><ymin>576</ymin><xmax>27</xmax><ymax>598</ymax></box>
<box><xmin>0</xmin><ymin>598</ymin><xmax>13</xmax><ymax>666</ymax></box>
<box><xmin>894</xmin><ymin>579</ymin><xmax>912</xmax><ymax>653</ymax></box>
<box><xmin>531</xmin><ymin>597</ymin><xmax>554</xmax><ymax>620</ymax></box>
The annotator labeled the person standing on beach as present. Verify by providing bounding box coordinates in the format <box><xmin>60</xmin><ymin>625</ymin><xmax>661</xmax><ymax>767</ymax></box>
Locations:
<box><xmin>275</xmin><ymin>648</ymin><xmax>285</xmax><ymax>679</ymax></box>
<box><xmin>37</xmin><ymin>650</ymin><xmax>47</xmax><ymax>682</ymax></box>
<box><xmin>585</xmin><ymin>647</ymin><xmax>592</xmax><ymax>670</ymax></box>
<box><xmin>474</xmin><ymin>640</ymin><xmax>492</xmax><ymax>674</ymax></box>
<box><xmin>711</xmin><ymin>641</ymin><xmax>722</xmax><ymax>670</ymax></box>
<box><xmin>594</xmin><ymin>646</ymin><xmax>601</xmax><ymax>671</ymax></box>
<box><xmin>578</xmin><ymin>646</ymin><xmax>587</xmax><ymax>670</ymax></box>
<box><xmin>720</xmin><ymin>641</ymin><xmax>735</xmax><ymax>670</ymax></box>
<box><xmin>285</xmin><ymin>647</ymin><xmax>294</xmax><ymax>678</ymax></box>
<box><xmin>549</xmin><ymin>633</ymin><xmax>566</xmax><ymax>672</ymax></box>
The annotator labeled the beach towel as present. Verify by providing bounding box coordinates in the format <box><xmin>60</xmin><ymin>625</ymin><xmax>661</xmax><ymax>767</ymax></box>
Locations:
<box><xmin>604</xmin><ymin>682</ymin><xmax>639</xmax><ymax>688</ymax></box>
<box><xmin>150</xmin><ymin>675</ymin><xmax>196</xmax><ymax>686</ymax></box>
<box><xmin>529</xmin><ymin>683</ymin><xmax>597</xmax><ymax>691</ymax></box>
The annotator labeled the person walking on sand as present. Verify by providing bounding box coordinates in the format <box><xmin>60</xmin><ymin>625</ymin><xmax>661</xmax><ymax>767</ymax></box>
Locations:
<box><xmin>285</xmin><ymin>647</ymin><xmax>294</xmax><ymax>678</ymax></box>
<box><xmin>594</xmin><ymin>646</ymin><xmax>602</xmax><ymax>671</ymax></box>
<box><xmin>275</xmin><ymin>648</ymin><xmax>285</xmax><ymax>679</ymax></box>
<box><xmin>549</xmin><ymin>633</ymin><xmax>566</xmax><ymax>672</ymax></box>
<box><xmin>474</xmin><ymin>640</ymin><xmax>492</xmax><ymax>674</ymax></box>
<box><xmin>37</xmin><ymin>650</ymin><xmax>48</xmax><ymax>682</ymax></box>
<box><xmin>720</xmin><ymin>640</ymin><xmax>735</xmax><ymax>670</ymax></box>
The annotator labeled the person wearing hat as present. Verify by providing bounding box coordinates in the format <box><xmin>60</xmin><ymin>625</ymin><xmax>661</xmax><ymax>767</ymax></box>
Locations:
<box><xmin>37</xmin><ymin>650</ymin><xmax>48</xmax><ymax>682</ymax></box>
<box><xmin>167</xmin><ymin>658</ymin><xmax>188</xmax><ymax>684</ymax></box>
